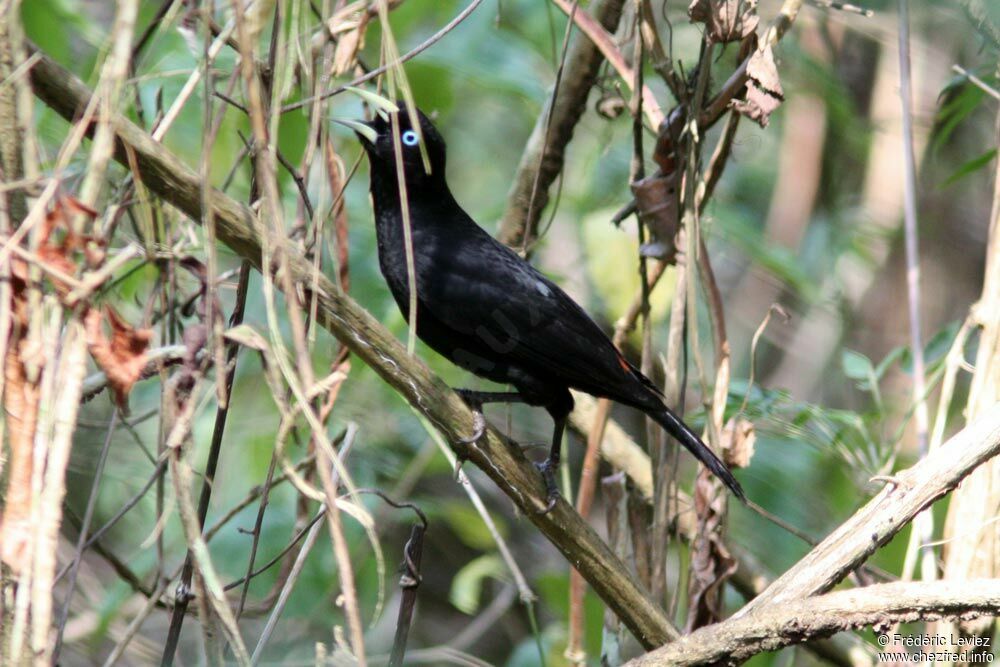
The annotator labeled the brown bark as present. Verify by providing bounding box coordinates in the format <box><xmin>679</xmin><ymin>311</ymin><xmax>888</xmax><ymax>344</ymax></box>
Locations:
<box><xmin>496</xmin><ymin>0</ymin><xmax>627</xmax><ymax>248</ymax></box>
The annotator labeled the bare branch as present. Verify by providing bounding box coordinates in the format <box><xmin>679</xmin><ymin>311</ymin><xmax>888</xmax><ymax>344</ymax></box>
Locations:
<box><xmin>739</xmin><ymin>405</ymin><xmax>1000</xmax><ymax>614</ymax></box>
<box><xmin>496</xmin><ymin>0</ymin><xmax>627</xmax><ymax>247</ymax></box>
<box><xmin>625</xmin><ymin>579</ymin><xmax>1000</xmax><ymax>666</ymax></box>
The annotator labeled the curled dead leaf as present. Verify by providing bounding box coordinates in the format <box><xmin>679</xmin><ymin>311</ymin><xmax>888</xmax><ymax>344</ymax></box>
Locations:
<box><xmin>722</xmin><ymin>417</ymin><xmax>756</xmax><ymax>468</ymax></box>
<box><xmin>687</xmin><ymin>467</ymin><xmax>738</xmax><ymax>631</ymax></box>
<box><xmin>730</xmin><ymin>45</ymin><xmax>784</xmax><ymax>127</ymax></box>
<box><xmin>329</xmin><ymin>2</ymin><xmax>370</xmax><ymax>76</ymax></box>
<box><xmin>595</xmin><ymin>92</ymin><xmax>627</xmax><ymax>120</ymax></box>
<box><xmin>688</xmin><ymin>0</ymin><xmax>759</xmax><ymax>44</ymax></box>
<box><xmin>630</xmin><ymin>171</ymin><xmax>680</xmax><ymax>263</ymax></box>
<box><xmin>36</xmin><ymin>194</ymin><xmax>101</xmax><ymax>292</ymax></box>
<box><xmin>86</xmin><ymin>305</ymin><xmax>153</xmax><ymax>411</ymax></box>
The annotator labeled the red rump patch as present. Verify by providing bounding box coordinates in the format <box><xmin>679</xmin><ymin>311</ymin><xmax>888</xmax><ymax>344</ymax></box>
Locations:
<box><xmin>617</xmin><ymin>353</ymin><xmax>631</xmax><ymax>373</ymax></box>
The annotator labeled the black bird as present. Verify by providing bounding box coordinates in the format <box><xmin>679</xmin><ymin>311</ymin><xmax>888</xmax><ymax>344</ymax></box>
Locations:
<box><xmin>348</xmin><ymin>108</ymin><xmax>744</xmax><ymax>510</ymax></box>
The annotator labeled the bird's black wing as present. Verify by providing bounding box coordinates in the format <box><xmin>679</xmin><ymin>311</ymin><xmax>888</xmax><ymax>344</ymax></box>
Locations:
<box><xmin>411</xmin><ymin>219</ymin><xmax>745</xmax><ymax>501</ymax></box>
<box><xmin>414</xmin><ymin>225</ymin><xmax>645</xmax><ymax>401</ymax></box>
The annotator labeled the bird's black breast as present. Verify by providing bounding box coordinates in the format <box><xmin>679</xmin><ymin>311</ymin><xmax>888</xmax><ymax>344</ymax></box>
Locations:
<box><xmin>372</xmin><ymin>199</ymin><xmax>515</xmax><ymax>384</ymax></box>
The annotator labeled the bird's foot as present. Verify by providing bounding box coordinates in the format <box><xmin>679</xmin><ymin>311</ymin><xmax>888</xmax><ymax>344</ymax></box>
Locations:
<box><xmin>455</xmin><ymin>390</ymin><xmax>487</xmax><ymax>444</ymax></box>
<box><xmin>533</xmin><ymin>459</ymin><xmax>560</xmax><ymax>514</ymax></box>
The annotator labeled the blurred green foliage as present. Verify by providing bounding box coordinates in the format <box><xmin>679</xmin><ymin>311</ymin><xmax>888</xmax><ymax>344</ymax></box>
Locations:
<box><xmin>27</xmin><ymin>0</ymin><xmax>998</xmax><ymax>664</ymax></box>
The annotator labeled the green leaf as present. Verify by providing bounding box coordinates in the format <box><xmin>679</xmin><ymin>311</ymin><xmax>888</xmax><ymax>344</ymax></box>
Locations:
<box><xmin>842</xmin><ymin>349</ymin><xmax>875</xmax><ymax>381</ymax></box>
<box><xmin>932</xmin><ymin>81</ymin><xmax>987</xmax><ymax>155</ymax></box>
<box><xmin>925</xmin><ymin>321</ymin><xmax>961</xmax><ymax>365</ymax></box>
<box><xmin>942</xmin><ymin>149</ymin><xmax>997</xmax><ymax>188</ymax></box>
<box><xmin>449</xmin><ymin>554</ymin><xmax>505</xmax><ymax>614</ymax></box>
<box><xmin>874</xmin><ymin>345</ymin><xmax>906</xmax><ymax>380</ymax></box>
<box><xmin>900</xmin><ymin>321</ymin><xmax>961</xmax><ymax>374</ymax></box>
<box><xmin>440</xmin><ymin>502</ymin><xmax>508</xmax><ymax>550</ymax></box>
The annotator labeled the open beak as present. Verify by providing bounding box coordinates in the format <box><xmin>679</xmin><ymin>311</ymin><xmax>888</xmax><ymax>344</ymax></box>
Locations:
<box><xmin>333</xmin><ymin>118</ymin><xmax>378</xmax><ymax>145</ymax></box>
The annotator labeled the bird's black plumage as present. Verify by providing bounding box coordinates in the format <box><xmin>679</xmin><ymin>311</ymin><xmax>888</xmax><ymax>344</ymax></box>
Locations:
<box><xmin>354</xmin><ymin>108</ymin><xmax>744</xmax><ymax>507</ymax></box>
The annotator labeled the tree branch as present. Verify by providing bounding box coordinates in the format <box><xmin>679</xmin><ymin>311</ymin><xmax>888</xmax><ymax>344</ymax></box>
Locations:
<box><xmin>569</xmin><ymin>400</ymin><xmax>874</xmax><ymax>665</ymax></box>
<box><xmin>624</xmin><ymin>579</ymin><xmax>1000</xmax><ymax>666</ymax></box>
<box><xmin>496</xmin><ymin>0</ymin><xmax>627</xmax><ymax>247</ymax></box>
<box><xmin>26</xmin><ymin>43</ymin><xmax>676</xmax><ymax>650</ymax></box>
<box><xmin>738</xmin><ymin>405</ymin><xmax>1000</xmax><ymax>614</ymax></box>
<box><xmin>654</xmin><ymin>0</ymin><xmax>804</xmax><ymax>161</ymax></box>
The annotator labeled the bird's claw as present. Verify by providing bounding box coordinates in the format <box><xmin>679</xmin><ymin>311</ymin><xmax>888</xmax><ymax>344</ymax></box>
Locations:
<box><xmin>533</xmin><ymin>459</ymin><xmax>560</xmax><ymax>515</ymax></box>
<box><xmin>457</xmin><ymin>408</ymin><xmax>486</xmax><ymax>444</ymax></box>
<box><xmin>455</xmin><ymin>390</ymin><xmax>487</xmax><ymax>444</ymax></box>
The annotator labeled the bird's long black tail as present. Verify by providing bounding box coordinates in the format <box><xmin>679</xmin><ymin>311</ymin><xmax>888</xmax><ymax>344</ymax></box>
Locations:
<box><xmin>648</xmin><ymin>405</ymin><xmax>746</xmax><ymax>502</ymax></box>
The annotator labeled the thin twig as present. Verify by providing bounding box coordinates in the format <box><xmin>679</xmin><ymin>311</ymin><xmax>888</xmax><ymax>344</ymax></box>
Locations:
<box><xmin>159</xmin><ymin>260</ymin><xmax>251</xmax><ymax>663</ymax></box>
<box><xmin>52</xmin><ymin>412</ymin><xmax>118</xmax><ymax>662</ymax></box>
<box><xmin>223</xmin><ymin>511</ymin><xmax>325</xmax><ymax>592</ymax></box>
<box><xmin>952</xmin><ymin>64</ymin><xmax>1000</xmax><ymax>102</ymax></box>
<box><xmin>497</xmin><ymin>0</ymin><xmax>628</xmax><ymax>247</ymax></box>
<box><xmin>423</xmin><ymin>419</ymin><xmax>536</xmax><ymax>603</ymax></box>
<box><xmin>250</xmin><ymin>497</ymin><xmax>334</xmax><ymax>660</ymax></box>
<box><xmin>54</xmin><ymin>458</ymin><xmax>168</xmax><ymax>584</ymax></box>
<box><xmin>202</xmin><ymin>454</ymin><xmax>317</xmax><ymax>542</ymax></box>
<box><xmin>737</xmin><ymin>406</ymin><xmax>1000</xmax><ymax>615</ymax></box>
<box><xmin>280</xmin><ymin>0</ymin><xmax>486</xmax><ymax>114</ymax></box>
<box><xmin>101</xmin><ymin>578</ymin><xmax>171</xmax><ymax>667</ymax></box>
<box><xmin>521</xmin><ymin>0</ymin><xmax>578</xmax><ymax>255</ymax></box>
<box><xmin>897</xmin><ymin>0</ymin><xmax>930</xmax><ymax>458</ymax></box>
<box><xmin>550</xmin><ymin>0</ymin><xmax>664</xmax><ymax>125</ymax></box>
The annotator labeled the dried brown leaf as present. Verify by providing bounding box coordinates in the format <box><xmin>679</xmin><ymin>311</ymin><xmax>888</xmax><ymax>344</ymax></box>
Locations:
<box><xmin>37</xmin><ymin>195</ymin><xmax>101</xmax><ymax>290</ymax></box>
<box><xmin>0</xmin><ymin>339</ymin><xmax>41</xmax><ymax>573</ymax></box>
<box><xmin>730</xmin><ymin>45</ymin><xmax>784</xmax><ymax>127</ymax></box>
<box><xmin>329</xmin><ymin>3</ymin><xmax>369</xmax><ymax>76</ymax></box>
<box><xmin>631</xmin><ymin>172</ymin><xmax>680</xmax><ymax>262</ymax></box>
<box><xmin>722</xmin><ymin>417</ymin><xmax>756</xmax><ymax>468</ymax></box>
<box><xmin>688</xmin><ymin>0</ymin><xmax>759</xmax><ymax>44</ymax></box>
<box><xmin>686</xmin><ymin>469</ymin><xmax>738</xmax><ymax>631</ymax></box>
<box><xmin>86</xmin><ymin>305</ymin><xmax>153</xmax><ymax>411</ymax></box>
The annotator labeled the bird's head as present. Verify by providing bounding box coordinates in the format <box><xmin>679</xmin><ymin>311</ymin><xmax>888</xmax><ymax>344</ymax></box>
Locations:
<box><xmin>344</xmin><ymin>108</ymin><xmax>447</xmax><ymax>188</ymax></box>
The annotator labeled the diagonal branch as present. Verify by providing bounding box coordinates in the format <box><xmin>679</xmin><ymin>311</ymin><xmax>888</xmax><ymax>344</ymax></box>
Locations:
<box><xmin>737</xmin><ymin>405</ymin><xmax>1000</xmax><ymax>615</ymax></box>
<box><xmin>612</xmin><ymin>404</ymin><xmax>1000</xmax><ymax>664</ymax></box>
<box><xmin>624</xmin><ymin>579</ymin><xmax>1000</xmax><ymax>666</ymax></box>
<box><xmin>26</xmin><ymin>44</ymin><xmax>676</xmax><ymax>650</ymax></box>
<box><xmin>497</xmin><ymin>0</ymin><xmax>628</xmax><ymax>247</ymax></box>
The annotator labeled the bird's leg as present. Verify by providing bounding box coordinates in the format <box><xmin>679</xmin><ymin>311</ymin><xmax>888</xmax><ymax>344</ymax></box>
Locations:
<box><xmin>454</xmin><ymin>389</ymin><xmax>524</xmax><ymax>444</ymax></box>
<box><xmin>534</xmin><ymin>417</ymin><xmax>565</xmax><ymax>514</ymax></box>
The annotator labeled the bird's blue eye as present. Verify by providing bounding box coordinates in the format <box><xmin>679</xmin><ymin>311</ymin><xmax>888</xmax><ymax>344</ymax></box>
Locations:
<box><xmin>401</xmin><ymin>130</ymin><xmax>419</xmax><ymax>146</ymax></box>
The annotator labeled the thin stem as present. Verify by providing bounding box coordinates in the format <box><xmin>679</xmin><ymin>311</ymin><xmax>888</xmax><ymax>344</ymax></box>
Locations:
<box><xmin>521</xmin><ymin>0</ymin><xmax>578</xmax><ymax>255</ymax></box>
<box><xmin>281</xmin><ymin>0</ymin><xmax>486</xmax><ymax>114</ymax></box>
<box><xmin>896</xmin><ymin>0</ymin><xmax>929</xmax><ymax>457</ymax></box>
<box><xmin>52</xmin><ymin>412</ymin><xmax>118</xmax><ymax>663</ymax></box>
